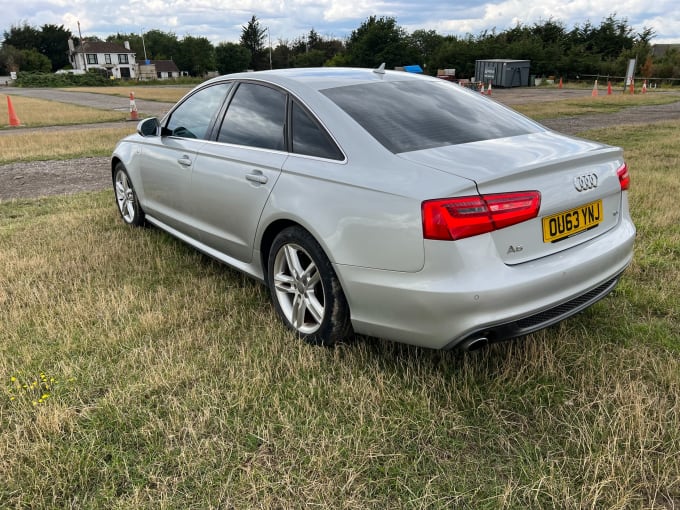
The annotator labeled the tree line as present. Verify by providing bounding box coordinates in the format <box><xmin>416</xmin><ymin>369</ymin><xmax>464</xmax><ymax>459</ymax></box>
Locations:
<box><xmin>2</xmin><ymin>14</ymin><xmax>679</xmax><ymax>80</ymax></box>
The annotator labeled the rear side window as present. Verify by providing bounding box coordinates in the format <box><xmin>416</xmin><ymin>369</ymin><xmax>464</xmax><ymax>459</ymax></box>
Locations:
<box><xmin>321</xmin><ymin>80</ymin><xmax>541</xmax><ymax>153</ymax></box>
<box><xmin>166</xmin><ymin>83</ymin><xmax>231</xmax><ymax>139</ymax></box>
<box><xmin>291</xmin><ymin>102</ymin><xmax>343</xmax><ymax>160</ymax></box>
<box><xmin>218</xmin><ymin>83</ymin><xmax>286</xmax><ymax>151</ymax></box>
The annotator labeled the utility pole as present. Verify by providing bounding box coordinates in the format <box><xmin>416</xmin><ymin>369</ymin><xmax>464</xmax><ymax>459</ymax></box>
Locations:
<box><xmin>78</xmin><ymin>21</ymin><xmax>87</xmax><ymax>72</ymax></box>
<box><xmin>141</xmin><ymin>28</ymin><xmax>148</xmax><ymax>63</ymax></box>
<box><xmin>267</xmin><ymin>27</ymin><xmax>272</xmax><ymax>70</ymax></box>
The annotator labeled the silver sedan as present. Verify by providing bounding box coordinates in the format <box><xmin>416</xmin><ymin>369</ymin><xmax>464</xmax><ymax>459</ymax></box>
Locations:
<box><xmin>112</xmin><ymin>67</ymin><xmax>635</xmax><ymax>350</ymax></box>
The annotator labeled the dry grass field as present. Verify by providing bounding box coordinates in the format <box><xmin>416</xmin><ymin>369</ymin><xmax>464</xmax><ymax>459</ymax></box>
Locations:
<box><xmin>1</xmin><ymin>94</ymin><xmax>127</xmax><ymax>128</ymax></box>
<box><xmin>0</xmin><ymin>93</ymin><xmax>678</xmax><ymax>508</ymax></box>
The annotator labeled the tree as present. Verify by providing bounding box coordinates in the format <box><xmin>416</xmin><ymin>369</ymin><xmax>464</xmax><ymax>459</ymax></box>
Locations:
<box><xmin>409</xmin><ymin>29</ymin><xmax>445</xmax><ymax>71</ymax></box>
<box><xmin>345</xmin><ymin>16</ymin><xmax>418</xmax><ymax>68</ymax></box>
<box><xmin>3</xmin><ymin>22</ymin><xmax>41</xmax><ymax>51</ymax></box>
<box><xmin>272</xmin><ymin>41</ymin><xmax>292</xmax><ymax>69</ymax></box>
<box><xmin>291</xmin><ymin>49</ymin><xmax>326</xmax><ymax>67</ymax></box>
<box><xmin>175</xmin><ymin>35</ymin><xmax>215</xmax><ymax>76</ymax></box>
<box><xmin>0</xmin><ymin>44</ymin><xmax>22</xmax><ymax>74</ymax></box>
<box><xmin>19</xmin><ymin>48</ymin><xmax>52</xmax><ymax>72</ymax></box>
<box><xmin>215</xmin><ymin>42</ymin><xmax>251</xmax><ymax>74</ymax></box>
<box><xmin>240</xmin><ymin>15</ymin><xmax>267</xmax><ymax>70</ymax></box>
<box><xmin>143</xmin><ymin>29</ymin><xmax>180</xmax><ymax>60</ymax></box>
<box><xmin>38</xmin><ymin>24</ymin><xmax>72</xmax><ymax>71</ymax></box>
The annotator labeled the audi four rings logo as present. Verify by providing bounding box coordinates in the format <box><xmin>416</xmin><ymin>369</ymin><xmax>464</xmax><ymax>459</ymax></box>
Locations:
<box><xmin>574</xmin><ymin>173</ymin><xmax>598</xmax><ymax>191</ymax></box>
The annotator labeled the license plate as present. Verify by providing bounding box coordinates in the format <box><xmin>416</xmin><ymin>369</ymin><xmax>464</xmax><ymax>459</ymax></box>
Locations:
<box><xmin>542</xmin><ymin>199</ymin><xmax>603</xmax><ymax>243</ymax></box>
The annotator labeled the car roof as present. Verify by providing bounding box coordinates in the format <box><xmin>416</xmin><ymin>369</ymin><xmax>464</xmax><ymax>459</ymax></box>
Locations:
<box><xmin>205</xmin><ymin>67</ymin><xmax>430</xmax><ymax>93</ymax></box>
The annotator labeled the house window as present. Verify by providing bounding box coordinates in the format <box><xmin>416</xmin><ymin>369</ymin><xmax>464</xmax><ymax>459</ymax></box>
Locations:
<box><xmin>86</xmin><ymin>54</ymin><xmax>98</xmax><ymax>64</ymax></box>
<box><xmin>118</xmin><ymin>54</ymin><xmax>129</xmax><ymax>64</ymax></box>
<box><xmin>105</xmin><ymin>54</ymin><xmax>112</xmax><ymax>64</ymax></box>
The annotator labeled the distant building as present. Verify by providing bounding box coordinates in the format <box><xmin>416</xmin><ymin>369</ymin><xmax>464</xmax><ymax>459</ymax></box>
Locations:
<box><xmin>138</xmin><ymin>59</ymin><xmax>181</xmax><ymax>80</ymax></box>
<box><xmin>475</xmin><ymin>59</ymin><xmax>530</xmax><ymax>87</ymax></box>
<box><xmin>68</xmin><ymin>39</ymin><xmax>137</xmax><ymax>79</ymax></box>
<box><xmin>651</xmin><ymin>44</ymin><xmax>680</xmax><ymax>58</ymax></box>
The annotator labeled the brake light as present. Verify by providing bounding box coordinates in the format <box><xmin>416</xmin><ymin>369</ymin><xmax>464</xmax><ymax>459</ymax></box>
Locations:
<box><xmin>422</xmin><ymin>191</ymin><xmax>541</xmax><ymax>241</ymax></box>
<box><xmin>617</xmin><ymin>163</ymin><xmax>630</xmax><ymax>191</ymax></box>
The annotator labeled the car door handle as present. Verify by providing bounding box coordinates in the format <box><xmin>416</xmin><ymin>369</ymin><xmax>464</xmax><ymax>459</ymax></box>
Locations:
<box><xmin>246</xmin><ymin>171</ymin><xmax>268</xmax><ymax>184</ymax></box>
<box><xmin>177</xmin><ymin>155</ymin><xmax>192</xmax><ymax>167</ymax></box>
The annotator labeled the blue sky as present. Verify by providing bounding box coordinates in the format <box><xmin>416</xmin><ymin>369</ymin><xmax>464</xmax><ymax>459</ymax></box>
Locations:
<box><xmin>3</xmin><ymin>0</ymin><xmax>679</xmax><ymax>45</ymax></box>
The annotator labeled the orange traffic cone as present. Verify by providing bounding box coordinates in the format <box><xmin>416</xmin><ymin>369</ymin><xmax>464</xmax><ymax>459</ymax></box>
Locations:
<box><xmin>607</xmin><ymin>81</ymin><xmax>612</xmax><ymax>95</ymax></box>
<box><xmin>6</xmin><ymin>96</ymin><xmax>20</xmax><ymax>127</ymax></box>
<box><xmin>478</xmin><ymin>81</ymin><xmax>484</xmax><ymax>94</ymax></box>
<box><xmin>129</xmin><ymin>91</ymin><xmax>138</xmax><ymax>121</ymax></box>
<box><xmin>642</xmin><ymin>80</ymin><xmax>647</xmax><ymax>94</ymax></box>
<box><xmin>629</xmin><ymin>79</ymin><xmax>635</xmax><ymax>95</ymax></box>
<box><xmin>591</xmin><ymin>79</ymin><xmax>598</xmax><ymax>97</ymax></box>
<box><xmin>486</xmin><ymin>82</ymin><xmax>492</xmax><ymax>96</ymax></box>
<box><xmin>558</xmin><ymin>77</ymin><xmax>563</xmax><ymax>89</ymax></box>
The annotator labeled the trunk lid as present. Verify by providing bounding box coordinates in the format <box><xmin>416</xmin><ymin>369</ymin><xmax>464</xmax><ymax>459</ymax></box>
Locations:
<box><xmin>399</xmin><ymin>132</ymin><xmax>625</xmax><ymax>264</ymax></box>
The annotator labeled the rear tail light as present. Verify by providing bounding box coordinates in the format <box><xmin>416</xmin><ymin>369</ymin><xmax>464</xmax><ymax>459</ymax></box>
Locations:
<box><xmin>617</xmin><ymin>163</ymin><xmax>630</xmax><ymax>191</ymax></box>
<box><xmin>422</xmin><ymin>191</ymin><xmax>541</xmax><ymax>241</ymax></box>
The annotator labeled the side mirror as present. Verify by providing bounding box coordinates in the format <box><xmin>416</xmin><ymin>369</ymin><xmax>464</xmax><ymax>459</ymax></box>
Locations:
<box><xmin>137</xmin><ymin>117</ymin><xmax>160</xmax><ymax>137</ymax></box>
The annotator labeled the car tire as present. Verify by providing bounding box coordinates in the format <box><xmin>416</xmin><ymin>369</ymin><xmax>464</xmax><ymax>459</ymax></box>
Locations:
<box><xmin>113</xmin><ymin>163</ymin><xmax>145</xmax><ymax>227</ymax></box>
<box><xmin>268</xmin><ymin>226</ymin><xmax>352</xmax><ymax>346</ymax></box>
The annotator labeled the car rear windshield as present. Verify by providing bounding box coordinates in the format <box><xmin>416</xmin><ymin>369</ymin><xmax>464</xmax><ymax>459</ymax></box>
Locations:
<box><xmin>321</xmin><ymin>80</ymin><xmax>542</xmax><ymax>153</ymax></box>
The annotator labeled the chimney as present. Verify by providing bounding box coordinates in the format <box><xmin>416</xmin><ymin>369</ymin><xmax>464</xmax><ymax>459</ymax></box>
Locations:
<box><xmin>68</xmin><ymin>38</ymin><xmax>75</xmax><ymax>52</ymax></box>
<box><xmin>124</xmin><ymin>41</ymin><xmax>130</xmax><ymax>50</ymax></box>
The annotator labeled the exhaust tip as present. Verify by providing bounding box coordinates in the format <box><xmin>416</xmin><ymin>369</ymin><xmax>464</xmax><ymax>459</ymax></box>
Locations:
<box><xmin>459</xmin><ymin>336</ymin><xmax>489</xmax><ymax>352</ymax></box>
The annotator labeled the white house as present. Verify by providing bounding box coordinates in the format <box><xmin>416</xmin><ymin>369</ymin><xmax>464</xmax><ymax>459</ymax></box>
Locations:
<box><xmin>68</xmin><ymin>39</ymin><xmax>137</xmax><ymax>79</ymax></box>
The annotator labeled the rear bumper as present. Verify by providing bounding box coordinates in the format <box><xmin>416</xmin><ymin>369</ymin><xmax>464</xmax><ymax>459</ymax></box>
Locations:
<box><xmin>335</xmin><ymin>216</ymin><xmax>635</xmax><ymax>349</ymax></box>
<box><xmin>446</xmin><ymin>272</ymin><xmax>622</xmax><ymax>349</ymax></box>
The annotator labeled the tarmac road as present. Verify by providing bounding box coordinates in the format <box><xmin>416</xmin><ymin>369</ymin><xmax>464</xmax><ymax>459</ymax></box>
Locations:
<box><xmin>3</xmin><ymin>86</ymin><xmax>174</xmax><ymax>118</ymax></box>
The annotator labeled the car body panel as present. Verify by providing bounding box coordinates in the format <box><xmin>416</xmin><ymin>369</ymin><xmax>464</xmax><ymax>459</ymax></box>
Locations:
<box><xmin>189</xmin><ymin>141</ymin><xmax>287</xmax><ymax>262</ymax></box>
<box><xmin>399</xmin><ymin>132</ymin><xmax>626</xmax><ymax>264</ymax></box>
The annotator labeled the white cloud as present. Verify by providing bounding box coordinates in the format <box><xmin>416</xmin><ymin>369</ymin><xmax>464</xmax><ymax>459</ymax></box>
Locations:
<box><xmin>2</xmin><ymin>0</ymin><xmax>679</xmax><ymax>45</ymax></box>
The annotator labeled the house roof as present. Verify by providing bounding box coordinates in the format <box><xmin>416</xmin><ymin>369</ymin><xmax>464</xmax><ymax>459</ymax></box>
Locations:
<box><xmin>151</xmin><ymin>60</ymin><xmax>180</xmax><ymax>73</ymax></box>
<box><xmin>76</xmin><ymin>41</ymin><xmax>134</xmax><ymax>54</ymax></box>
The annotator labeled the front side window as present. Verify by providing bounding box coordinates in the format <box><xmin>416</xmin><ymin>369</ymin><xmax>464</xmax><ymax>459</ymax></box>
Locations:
<box><xmin>104</xmin><ymin>54</ymin><xmax>112</xmax><ymax>64</ymax></box>
<box><xmin>291</xmin><ymin>102</ymin><xmax>343</xmax><ymax>160</ymax></box>
<box><xmin>165</xmin><ymin>83</ymin><xmax>232</xmax><ymax>140</ymax></box>
<box><xmin>217</xmin><ymin>83</ymin><xmax>286</xmax><ymax>151</ymax></box>
<box><xmin>118</xmin><ymin>54</ymin><xmax>129</xmax><ymax>64</ymax></box>
<box><xmin>86</xmin><ymin>54</ymin><xmax>98</xmax><ymax>64</ymax></box>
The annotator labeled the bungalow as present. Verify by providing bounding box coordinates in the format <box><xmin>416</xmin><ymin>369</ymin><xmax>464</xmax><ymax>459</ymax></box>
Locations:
<box><xmin>138</xmin><ymin>59</ymin><xmax>181</xmax><ymax>80</ymax></box>
<box><xmin>152</xmin><ymin>60</ymin><xmax>181</xmax><ymax>79</ymax></box>
<box><xmin>68</xmin><ymin>39</ymin><xmax>137</xmax><ymax>79</ymax></box>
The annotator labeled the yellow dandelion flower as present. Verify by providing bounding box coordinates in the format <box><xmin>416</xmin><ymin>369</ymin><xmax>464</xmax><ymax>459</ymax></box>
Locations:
<box><xmin>32</xmin><ymin>401</ymin><xmax>37</xmax><ymax>406</ymax></box>
<box><xmin>10</xmin><ymin>376</ymin><xmax>16</xmax><ymax>382</ymax></box>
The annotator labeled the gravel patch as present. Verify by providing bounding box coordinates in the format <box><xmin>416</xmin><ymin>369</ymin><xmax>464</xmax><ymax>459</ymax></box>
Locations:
<box><xmin>0</xmin><ymin>157</ymin><xmax>110</xmax><ymax>201</ymax></box>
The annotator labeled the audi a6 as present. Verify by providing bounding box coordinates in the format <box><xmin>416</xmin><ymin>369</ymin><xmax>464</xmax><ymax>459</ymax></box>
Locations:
<box><xmin>111</xmin><ymin>67</ymin><xmax>635</xmax><ymax>350</ymax></box>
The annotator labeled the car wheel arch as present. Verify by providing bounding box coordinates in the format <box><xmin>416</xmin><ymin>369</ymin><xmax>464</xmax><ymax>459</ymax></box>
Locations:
<box><xmin>260</xmin><ymin>219</ymin><xmax>312</xmax><ymax>282</ymax></box>
<box><xmin>111</xmin><ymin>157</ymin><xmax>124</xmax><ymax>179</ymax></box>
<box><xmin>259</xmin><ymin>219</ymin><xmax>343</xmax><ymax>285</ymax></box>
